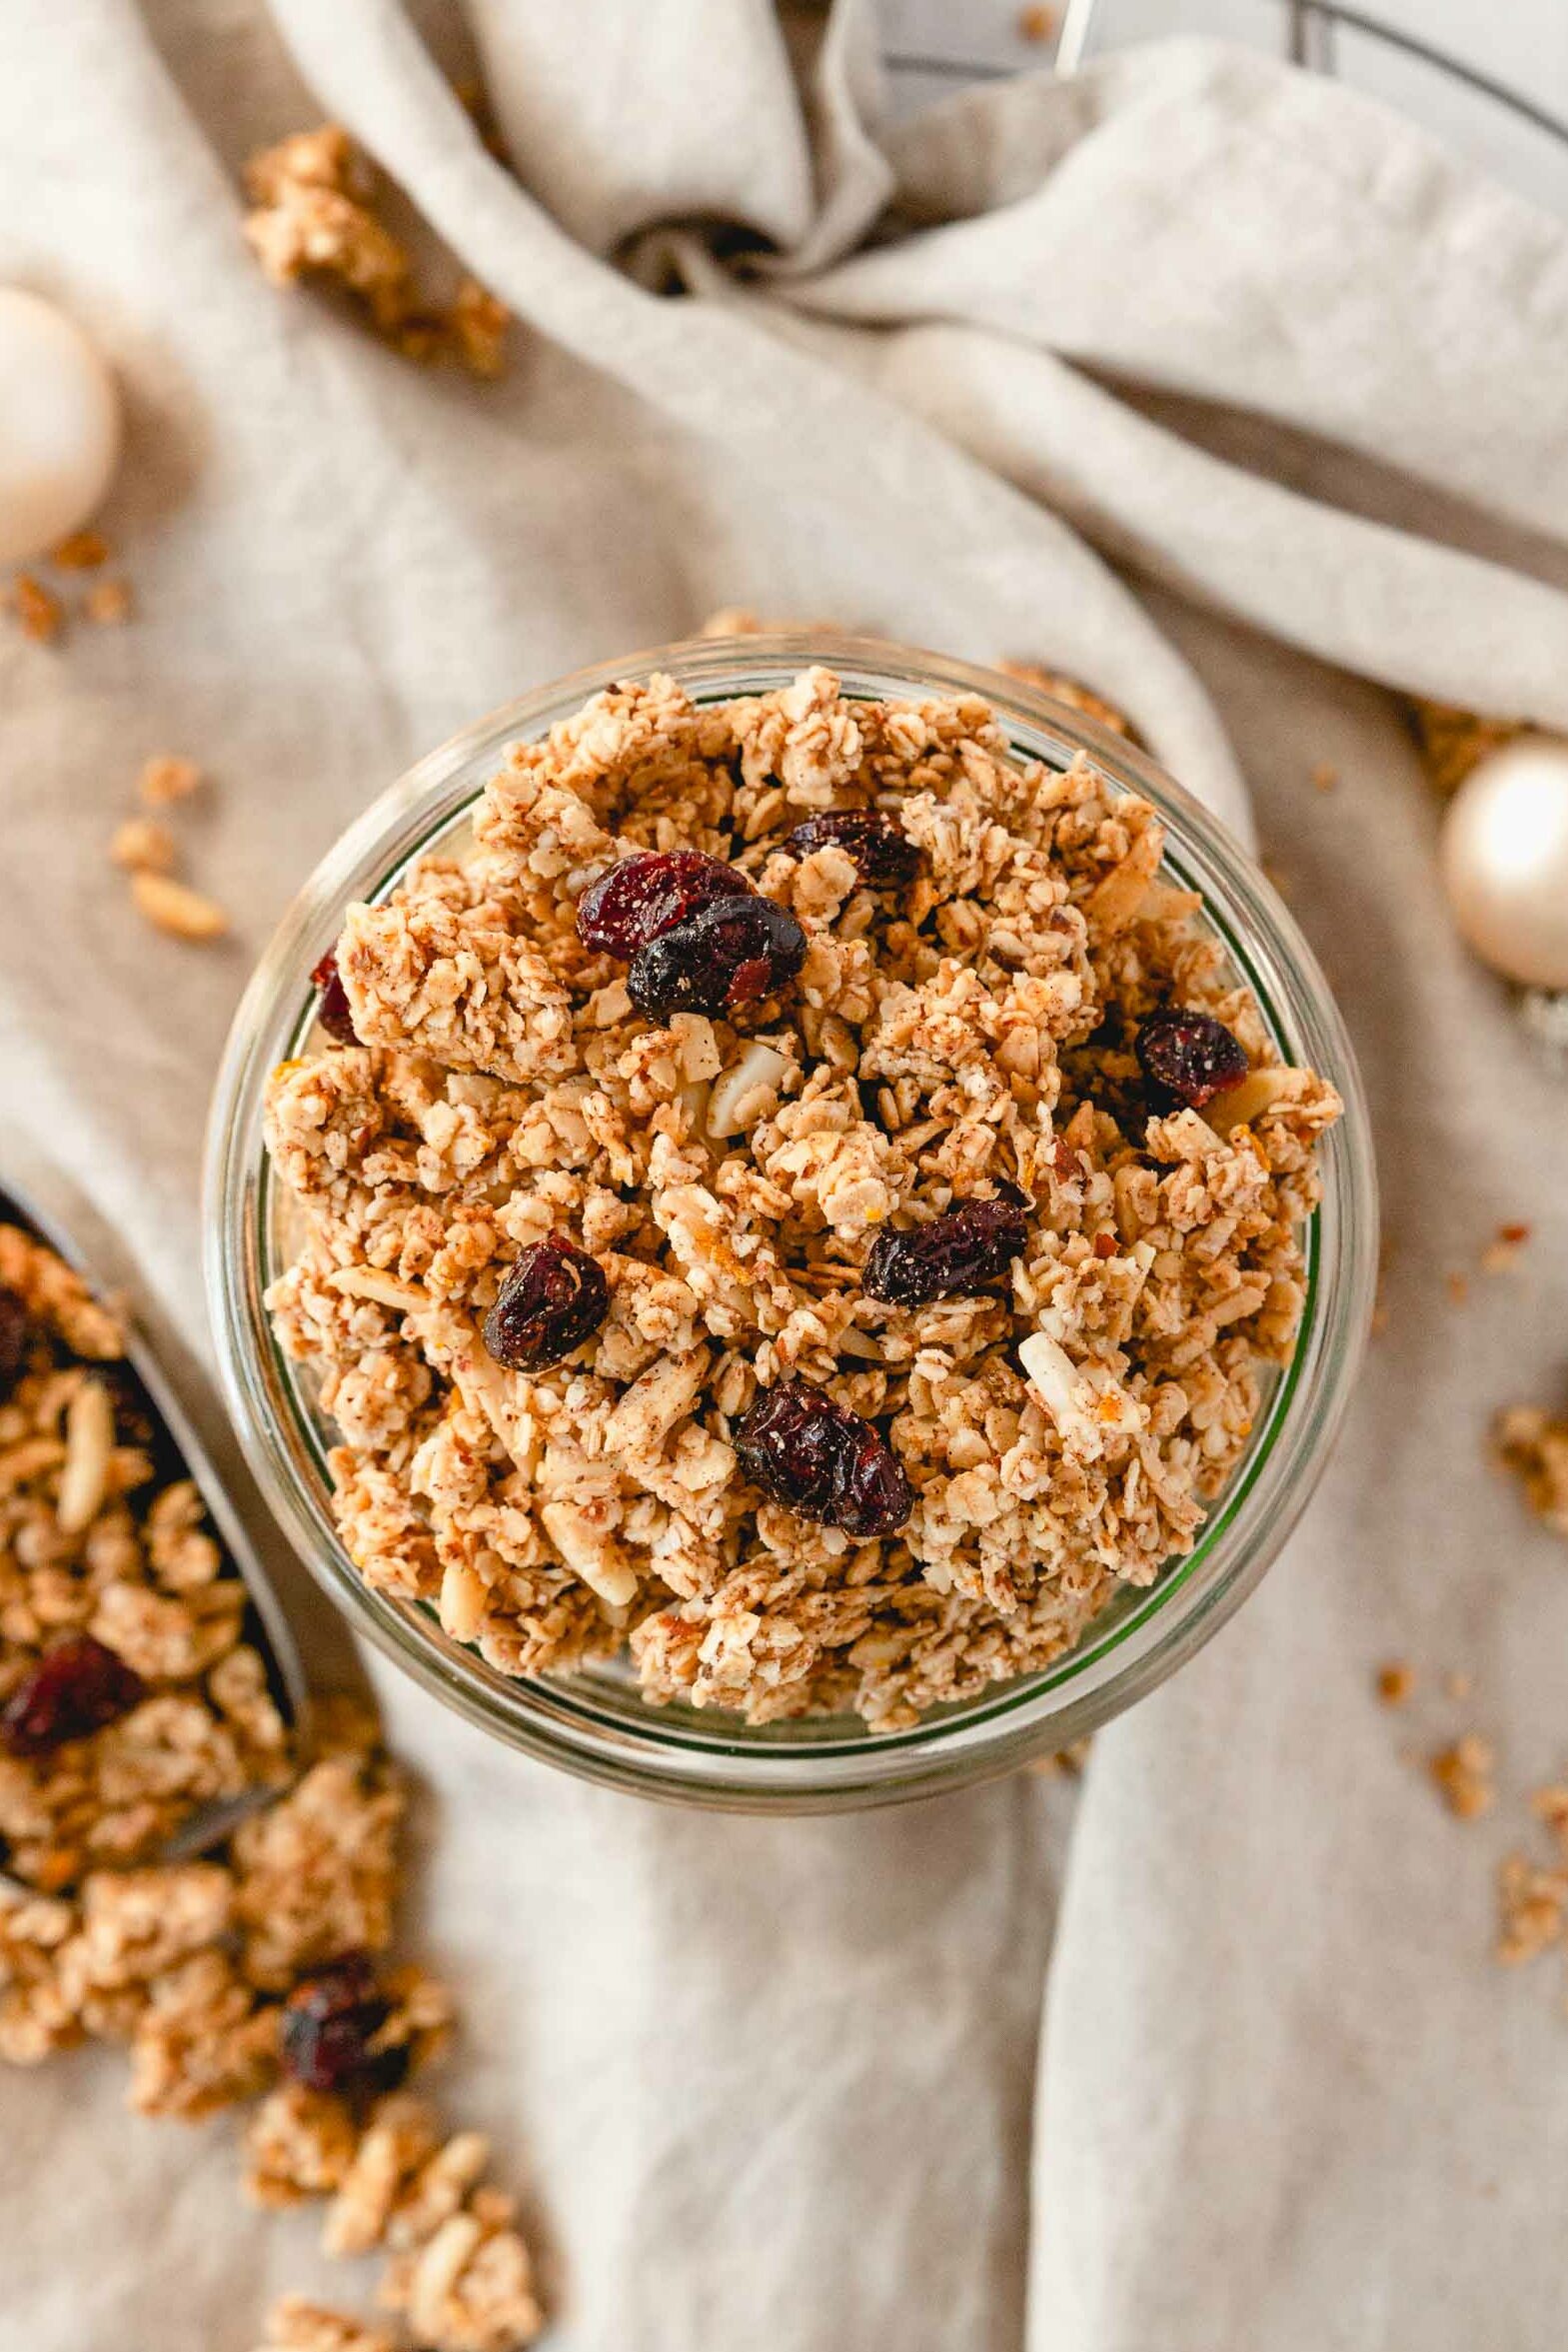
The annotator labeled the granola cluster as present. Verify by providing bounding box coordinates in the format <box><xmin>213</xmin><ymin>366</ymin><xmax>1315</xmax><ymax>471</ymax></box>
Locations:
<box><xmin>243</xmin><ymin>127</ymin><xmax>510</xmax><ymax>381</ymax></box>
<box><xmin>266</xmin><ymin>666</ymin><xmax>1339</xmax><ymax>1728</ymax></box>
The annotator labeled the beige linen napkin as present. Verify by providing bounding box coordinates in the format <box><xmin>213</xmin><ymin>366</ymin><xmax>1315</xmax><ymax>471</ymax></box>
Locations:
<box><xmin>2</xmin><ymin>3</ymin><xmax>1567</xmax><ymax>2346</ymax></box>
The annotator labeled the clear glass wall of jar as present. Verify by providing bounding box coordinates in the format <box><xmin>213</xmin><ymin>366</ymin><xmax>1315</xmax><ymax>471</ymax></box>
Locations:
<box><xmin>205</xmin><ymin>638</ymin><xmax>1377</xmax><ymax>1811</ymax></box>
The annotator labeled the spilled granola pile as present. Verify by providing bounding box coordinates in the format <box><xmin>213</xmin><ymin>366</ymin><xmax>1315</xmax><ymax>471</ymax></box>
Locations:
<box><xmin>0</xmin><ymin>1223</ymin><xmax>540</xmax><ymax>2351</ymax></box>
<box><xmin>266</xmin><ymin>665</ymin><xmax>1340</xmax><ymax>1729</ymax></box>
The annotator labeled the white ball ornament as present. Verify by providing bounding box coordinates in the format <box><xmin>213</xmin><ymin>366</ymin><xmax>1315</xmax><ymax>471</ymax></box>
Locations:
<box><xmin>1438</xmin><ymin>736</ymin><xmax>1568</xmax><ymax>994</ymax></box>
<box><xmin>0</xmin><ymin>288</ymin><xmax>121</xmax><ymax>567</ymax></box>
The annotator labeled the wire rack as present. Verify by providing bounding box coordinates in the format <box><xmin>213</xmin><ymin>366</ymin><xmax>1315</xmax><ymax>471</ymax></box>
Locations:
<box><xmin>887</xmin><ymin>0</ymin><xmax>1568</xmax><ymax>181</ymax></box>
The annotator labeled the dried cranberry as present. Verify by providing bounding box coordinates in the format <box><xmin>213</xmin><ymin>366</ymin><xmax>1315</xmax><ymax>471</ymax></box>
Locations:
<box><xmin>628</xmin><ymin>895</ymin><xmax>806</xmax><ymax>1020</ymax></box>
<box><xmin>482</xmin><ymin>1236</ymin><xmax>609</xmax><ymax>1371</ymax></box>
<box><xmin>1135</xmin><ymin>1010</ymin><xmax>1249</xmax><ymax>1112</ymax></box>
<box><xmin>863</xmin><ymin>1193</ymin><xmax>1029</xmax><ymax>1307</ymax></box>
<box><xmin>735</xmin><ymin>1377</ymin><xmax>912</xmax><ymax>1538</ymax></box>
<box><xmin>782</xmin><ymin>810</ymin><xmax>922</xmax><ymax>888</ymax></box>
<box><xmin>311</xmin><ymin>950</ymin><xmax>360</xmax><ymax>1046</ymax></box>
<box><xmin>279</xmin><ymin>1954</ymin><xmax>406</xmax><ymax>2095</ymax></box>
<box><xmin>0</xmin><ymin>1286</ymin><xmax>31</xmax><ymax>1399</ymax></box>
<box><xmin>577</xmin><ymin>851</ymin><xmax>754</xmax><ymax>960</ymax></box>
<box><xmin>0</xmin><ymin>1635</ymin><xmax>146</xmax><ymax>1759</ymax></box>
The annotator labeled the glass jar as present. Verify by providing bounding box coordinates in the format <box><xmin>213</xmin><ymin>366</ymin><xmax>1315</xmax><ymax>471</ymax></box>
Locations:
<box><xmin>205</xmin><ymin>636</ymin><xmax>1377</xmax><ymax>1811</ymax></box>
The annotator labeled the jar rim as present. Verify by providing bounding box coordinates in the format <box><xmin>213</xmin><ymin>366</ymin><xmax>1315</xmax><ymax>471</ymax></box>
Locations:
<box><xmin>203</xmin><ymin>634</ymin><xmax>1378</xmax><ymax>1811</ymax></box>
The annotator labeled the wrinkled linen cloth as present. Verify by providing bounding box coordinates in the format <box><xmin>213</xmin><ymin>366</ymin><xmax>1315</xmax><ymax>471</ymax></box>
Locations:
<box><xmin>3</xmin><ymin>3</ymin><xmax>1568</xmax><ymax>2346</ymax></box>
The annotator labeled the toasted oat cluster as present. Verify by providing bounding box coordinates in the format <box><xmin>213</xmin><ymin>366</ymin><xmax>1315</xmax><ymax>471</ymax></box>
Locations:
<box><xmin>266</xmin><ymin>666</ymin><xmax>1340</xmax><ymax>1729</ymax></box>
<box><xmin>242</xmin><ymin>125</ymin><xmax>510</xmax><ymax>381</ymax></box>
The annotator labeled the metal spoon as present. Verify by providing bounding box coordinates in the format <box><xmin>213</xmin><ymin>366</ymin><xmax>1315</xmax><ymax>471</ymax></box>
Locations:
<box><xmin>0</xmin><ymin>1175</ymin><xmax>308</xmax><ymax>1894</ymax></box>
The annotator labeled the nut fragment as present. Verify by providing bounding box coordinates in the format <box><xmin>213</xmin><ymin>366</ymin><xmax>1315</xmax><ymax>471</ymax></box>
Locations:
<box><xmin>1429</xmin><ymin>1734</ymin><xmax>1496</xmax><ymax>1820</ymax></box>
<box><xmin>139</xmin><ymin>753</ymin><xmax>202</xmax><ymax>806</ymax></box>
<box><xmin>1495</xmin><ymin>1403</ymin><xmax>1568</xmax><ymax>1538</ymax></box>
<box><xmin>84</xmin><ymin>578</ymin><xmax>134</xmax><ymax>626</ymax></box>
<box><xmin>706</xmin><ymin>1043</ymin><xmax>792</xmax><ymax>1140</ymax></box>
<box><xmin>50</xmin><ymin>529</ymin><xmax>111</xmax><ymax>570</ymax></box>
<box><xmin>329</xmin><ymin>1267</ymin><xmax>430</xmax><ymax>1314</ymax></box>
<box><xmin>130</xmin><ymin>872</ymin><xmax>228</xmax><ymax>943</ymax></box>
<box><xmin>1204</xmin><ymin>1067</ymin><xmax>1295</xmax><ymax>1134</ymax></box>
<box><xmin>10</xmin><ymin>574</ymin><xmax>63</xmax><ymax>643</ymax></box>
<box><xmin>57</xmin><ymin>1377</ymin><xmax>116</xmax><ymax>1533</ymax></box>
<box><xmin>109</xmin><ymin>817</ymin><xmax>176</xmax><ymax>874</ymax></box>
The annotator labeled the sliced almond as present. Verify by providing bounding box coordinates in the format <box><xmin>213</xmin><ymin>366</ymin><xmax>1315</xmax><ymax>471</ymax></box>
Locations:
<box><xmin>836</xmin><ymin>1328</ymin><xmax>883</xmax><ymax>1360</ymax></box>
<box><xmin>1018</xmin><ymin>1328</ymin><xmax>1100</xmax><ymax>1454</ymax></box>
<box><xmin>439</xmin><ymin>1560</ymin><xmax>489</xmax><ymax>1643</ymax></box>
<box><xmin>1135</xmin><ymin>878</ymin><xmax>1202</xmax><ymax>925</ymax></box>
<box><xmin>540</xmin><ymin>1499</ymin><xmax>639</xmax><ymax>1608</ymax></box>
<box><xmin>329</xmin><ymin>1266</ymin><xmax>429</xmax><ymax>1313</ymax></box>
<box><xmin>707</xmin><ymin>1042</ymin><xmax>792</xmax><ymax>1140</ymax></box>
<box><xmin>57</xmin><ymin>1377</ymin><xmax>116</xmax><ymax>1533</ymax></box>
<box><xmin>1205</xmin><ymin>1066</ymin><xmax>1296</xmax><ymax>1134</ymax></box>
<box><xmin>1084</xmin><ymin>822</ymin><xmax>1163</xmax><ymax>935</ymax></box>
<box><xmin>1019</xmin><ymin>1328</ymin><xmax>1146</xmax><ymax>1459</ymax></box>
<box><xmin>603</xmin><ymin>1347</ymin><xmax>708</xmax><ymax>1459</ymax></box>
<box><xmin>130</xmin><ymin>871</ymin><xmax>227</xmax><ymax>942</ymax></box>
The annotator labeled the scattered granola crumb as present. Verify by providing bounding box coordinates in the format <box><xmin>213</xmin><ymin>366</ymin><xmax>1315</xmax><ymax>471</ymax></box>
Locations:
<box><xmin>1446</xmin><ymin>1270</ymin><xmax>1469</xmax><ymax>1307</ymax></box>
<box><xmin>1443</xmin><ymin>1670</ymin><xmax>1472</xmax><ymax>1703</ymax></box>
<box><xmin>1406</xmin><ymin>699</ymin><xmax>1521</xmax><ymax>797</ymax></box>
<box><xmin>701</xmin><ymin>607</ymin><xmax>764</xmax><ymax>638</ymax></box>
<box><xmin>1494</xmin><ymin>1401</ymin><xmax>1568</xmax><ymax>1538</ymax></box>
<box><xmin>1376</xmin><ymin>1661</ymin><xmax>1415</xmax><ymax>1707</ymax></box>
<box><xmin>1026</xmin><ymin>1737</ymin><xmax>1090</xmax><ymax>1776</ymax></box>
<box><xmin>443</xmin><ymin>279</ymin><xmax>511</xmax><ymax>382</ymax></box>
<box><xmin>996</xmin><ymin>657</ymin><xmax>1134</xmax><ymax>741</ymax></box>
<box><xmin>1480</xmin><ymin>1221</ymin><xmax>1531</xmax><ymax>1275</ymax></box>
<box><xmin>1017</xmin><ymin>3</ymin><xmax>1058</xmax><ymax>38</ymax></box>
<box><xmin>1309</xmin><ymin>761</ymin><xmax>1339</xmax><ymax>794</ymax></box>
<box><xmin>84</xmin><ymin>578</ymin><xmax>133</xmax><ymax>627</ymax></box>
<box><xmin>9</xmin><ymin>573</ymin><xmax>64</xmax><ymax>644</ymax></box>
<box><xmin>1496</xmin><ymin>1853</ymin><xmax>1568</xmax><ymax>1966</ymax></box>
<box><xmin>109</xmin><ymin>816</ymin><xmax>177</xmax><ymax>875</ymax></box>
<box><xmin>49</xmin><ymin>530</ymin><xmax>111</xmax><ymax>571</ymax></box>
<box><xmin>1496</xmin><ymin>1777</ymin><xmax>1568</xmax><ymax>1970</ymax></box>
<box><xmin>1429</xmin><ymin>1733</ymin><xmax>1496</xmax><ymax>1820</ymax></box>
<box><xmin>130</xmin><ymin>871</ymin><xmax>228</xmax><ymax>944</ymax></box>
<box><xmin>139</xmin><ymin>754</ymin><xmax>203</xmax><ymax>806</ymax></box>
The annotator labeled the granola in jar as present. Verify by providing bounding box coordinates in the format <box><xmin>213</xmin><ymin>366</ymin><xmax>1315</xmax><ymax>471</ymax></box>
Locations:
<box><xmin>265</xmin><ymin>666</ymin><xmax>1341</xmax><ymax>1731</ymax></box>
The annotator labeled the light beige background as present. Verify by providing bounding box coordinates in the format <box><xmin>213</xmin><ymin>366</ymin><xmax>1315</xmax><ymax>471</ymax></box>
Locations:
<box><xmin>2</xmin><ymin>5</ymin><xmax>1568</xmax><ymax>2347</ymax></box>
